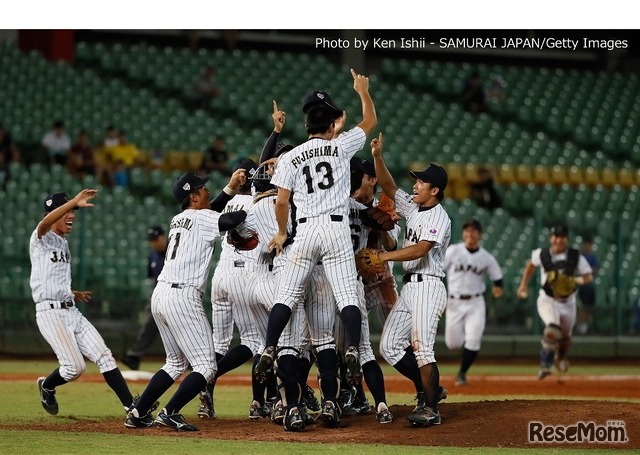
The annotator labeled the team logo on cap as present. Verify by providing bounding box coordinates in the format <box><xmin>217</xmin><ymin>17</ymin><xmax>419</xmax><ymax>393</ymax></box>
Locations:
<box><xmin>317</xmin><ymin>93</ymin><xmax>325</xmax><ymax>99</ymax></box>
<box><xmin>183</xmin><ymin>183</ymin><xmax>191</xmax><ymax>191</ymax></box>
<box><xmin>249</xmin><ymin>168</ymin><xmax>256</xmax><ymax>177</ymax></box>
<box><xmin>46</xmin><ymin>199</ymin><xmax>53</xmax><ymax>207</ymax></box>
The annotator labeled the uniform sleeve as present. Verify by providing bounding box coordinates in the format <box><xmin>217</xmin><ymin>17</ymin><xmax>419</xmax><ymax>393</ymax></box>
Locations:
<box><xmin>199</xmin><ymin>210</ymin><xmax>222</xmax><ymax>245</ymax></box>
<box><xmin>530</xmin><ymin>248</ymin><xmax>542</xmax><ymax>267</ymax></box>
<box><xmin>394</xmin><ymin>188</ymin><xmax>417</xmax><ymax>219</ymax></box>
<box><xmin>336</xmin><ymin>127</ymin><xmax>366</xmax><ymax>159</ymax></box>
<box><xmin>576</xmin><ymin>255</ymin><xmax>593</xmax><ymax>276</ymax></box>
<box><xmin>271</xmin><ymin>159</ymin><xmax>294</xmax><ymax>191</ymax></box>
<box><xmin>486</xmin><ymin>252</ymin><xmax>504</xmax><ymax>281</ymax></box>
<box><xmin>419</xmin><ymin>209</ymin><xmax>449</xmax><ymax>247</ymax></box>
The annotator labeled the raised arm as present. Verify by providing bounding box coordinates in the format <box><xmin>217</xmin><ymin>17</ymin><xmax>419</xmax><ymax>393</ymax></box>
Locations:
<box><xmin>351</xmin><ymin>68</ymin><xmax>377</xmax><ymax>136</ymax></box>
<box><xmin>37</xmin><ymin>189</ymin><xmax>97</xmax><ymax>238</ymax></box>
<box><xmin>259</xmin><ymin>100</ymin><xmax>286</xmax><ymax>163</ymax></box>
<box><xmin>209</xmin><ymin>168</ymin><xmax>246</xmax><ymax>212</ymax></box>
<box><xmin>370</xmin><ymin>132</ymin><xmax>398</xmax><ymax>200</ymax></box>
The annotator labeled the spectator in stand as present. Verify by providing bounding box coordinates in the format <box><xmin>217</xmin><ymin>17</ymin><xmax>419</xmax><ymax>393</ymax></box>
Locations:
<box><xmin>104</xmin><ymin>125</ymin><xmax>120</xmax><ymax>148</ymax></box>
<box><xmin>200</xmin><ymin>135</ymin><xmax>231</xmax><ymax>175</ymax></box>
<box><xmin>193</xmin><ymin>66</ymin><xmax>221</xmax><ymax>110</ymax></box>
<box><xmin>461</xmin><ymin>72</ymin><xmax>487</xmax><ymax>114</ymax></box>
<box><xmin>107</xmin><ymin>131</ymin><xmax>142</xmax><ymax>188</ymax></box>
<box><xmin>67</xmin><ymin>130</ymin><xmax>96</xmax><ymax>178</ymax></box>
<box><xmin>470</xmin><ymin>166</ymin><xmax>502</xmax><ymax>211</ymax></box>
<box><xmin>42</xmin><ymin>120</ymin><xmax>71</xmax><ymax>166</ymax></box>
<box><xmin>0</xmin><ymin>124</ymin><xmax>21</xmax><ymax>188</ymax></box>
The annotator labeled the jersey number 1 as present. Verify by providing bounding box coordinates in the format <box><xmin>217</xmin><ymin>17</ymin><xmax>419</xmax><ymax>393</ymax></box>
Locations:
<box><xmin>167</xmin><ymin>232</ymin><xmax>181</xmax><ymax>260</ymax></box>
<box><xmin>302</xmin><ymin>161</ymin><xmax>334</xmax><ymax>194</ymax></box>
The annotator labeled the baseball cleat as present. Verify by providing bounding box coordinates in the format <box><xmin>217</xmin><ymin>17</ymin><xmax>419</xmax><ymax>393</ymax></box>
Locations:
<box><xmin>376</xmin><ymin>403</ymin><xmax>393</xmax><ymax>424</ymax></box>
<box><xmin>249</xmin><ymin>400</ymin><xmax>271</xmax><ymax>420</ymax></box>
<box><xmin>283</xmin><ymin>407</ymin><xmax>305</xmax><ymax>432</ymax></box>
<box><xmin>124</xmin><ymin>408</ymin><xmax>154</xmax><ymax>428</ymax></box>
<box><xmin>37</xmin><ymin>376</ymin><xmax>59</xmax><ymax>415</ymax></box>
<box><xmin>302</xmin><ymin>383</ymin><xmax>321</xmax><ymax>412</ymax></box>
<box><xmin>155</xmin><ymin>408</ymin><xmax>199</xmax><ymax>431</ymax></box>
<box><xmin>197</xmin><ymin>389</ymin><xmax>216</xmax><ymax>419</ymax></box>
<box><xmin>538</xmin><ymin>367</ymin><xmax>552</xmax><ymax>380</ymax></box>
<box><xmin>270</xmin><ymin>399</ymin><xmax>285</xmax><ymax>425</ymax></box>
<box><xmin>254</xmin><ymin>346</ymin><xmax>276</xmax><ymax>383</ymax></box>
<box><xmin>406</xmin><ymin>405</ymin><xmax>441</xmax><ymax>426</ymax></box>
<box><xmin>319</xmin><ymin>400</ymin><xmax>341</xmax><ymax>428</ymax></box>
<box><xmin>455</xmin><ymin>373</ymin><xmax>468</xmax><ymax>386</ymax></box>
<box><xmin>555</xmin><ymin>357</ymin><xmax>569</xmax><ymax>373</ymax></box>
<box><xmin>344</xmin><ymin>345</ymin><xmax>362</xmax><ymax>385</ymax></box>
<box><xmin>439</xmin><ymin>386</ymin><xmax>448</xmax><ymax>402</ymax></box>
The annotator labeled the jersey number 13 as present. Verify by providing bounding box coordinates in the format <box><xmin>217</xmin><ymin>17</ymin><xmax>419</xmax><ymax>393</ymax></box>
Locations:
<box><xmin>302</xmin><ymin>161</ymin><xmax>334</xmax><ymax>194</ymax></box>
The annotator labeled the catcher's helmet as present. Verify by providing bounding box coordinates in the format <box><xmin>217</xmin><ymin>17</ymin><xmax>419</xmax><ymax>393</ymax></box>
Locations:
<box><xmin>252</xmin><ymin>162</ymin><xmax>276</xmax><ymax>194</ymax></box>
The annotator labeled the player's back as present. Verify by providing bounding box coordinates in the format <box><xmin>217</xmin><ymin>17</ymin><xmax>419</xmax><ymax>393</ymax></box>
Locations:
<box><xmin>158</xmin><ymin>209</ymin><xmax>221</xmax><ymax>293</ymax></box>
<box><xmin>273</xmin><ymin>128</ymin><xmax>366</xmax><ymax>220</ymax></box>
<box><xmin>219</xmin><ymin>193</ymin><xmax>259</xmax><ymax>264</ymax></box>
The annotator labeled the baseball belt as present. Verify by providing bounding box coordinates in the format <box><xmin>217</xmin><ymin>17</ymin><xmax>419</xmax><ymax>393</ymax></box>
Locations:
<box><xmin>450</xmin><ymin>293</ymin><xmax>482</xmax><ymax>300</ymax></box>
<box><xmin>35</xmin><ymin>300</ymin><xmax>75</xmax><ymax>311</ymax></box>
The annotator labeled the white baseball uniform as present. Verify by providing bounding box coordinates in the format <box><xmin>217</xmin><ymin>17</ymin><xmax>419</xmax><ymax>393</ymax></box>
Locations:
<box><xmin>270</xmin><ymin>127</ymin><xmax>366</xmax><ymax>312</ymax></box>
<box><xmin>379</xmin><ymin>188</ymin><xmax>451</xmax><ymax>368</ymax></box>
<box><xmin>530</xmin><ymin>248</ymin><xmax>592</xmax><ymax>337</ymax></box>
<box><xmin>30</xmin><ymin>229</ymin><xmax>119</xmax><ymax>380</ymax></box>
<box><xmin>153</xmin><ymin>208</ymin><xmax>223</xmax><ymax>382</ymax></box>
<box><xmin>443</xmin><ymin>243</ymin><xmax>503</xmax><ymax>351</ymax></box>
<box><xmin>210</xmin><ymin>194</ymin><xmax>257</xmax><ymax>355</ymax></box>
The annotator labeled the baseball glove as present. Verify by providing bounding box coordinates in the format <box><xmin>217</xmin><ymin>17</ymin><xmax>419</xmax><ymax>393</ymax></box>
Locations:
<box><xmin>355</xmin><ymin>248</ymin><xmax>386</xmax><ymax>280</ymax></box>
<box><xmin>377</xmin><ymin>192</ymin><xmax>398</xmax><ymax>220</ymax></box>
<box><xmin>545</xmin><ymin>270</ymin><xmax>577</xmax><ymax>299</ymax></box>
<box><xmin>360</xmin><ymin>207</ymin><xmax>395</xmax><ymax>231</ymax></box>
<box><xmin>227</xmin><ymin>229</ymin><xmax>259</xmax><ymax>251</ymax></box>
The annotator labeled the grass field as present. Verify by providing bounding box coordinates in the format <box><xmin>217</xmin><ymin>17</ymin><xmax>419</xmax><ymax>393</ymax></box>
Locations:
<box><xmin>1</xmin><ymin>358</ymin><xmax>637</xmax><ymax>454</ymax></box>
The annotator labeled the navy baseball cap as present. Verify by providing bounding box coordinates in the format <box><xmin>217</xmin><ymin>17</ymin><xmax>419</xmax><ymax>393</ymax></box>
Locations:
<box><xmin>360</xmin><ymin>159</ymin><xmax>375</xmax><ymax>177</ymax></box>
<box><xmin>463</xmin><ymin>219</ymin><xmax>483</xmax><ymax>232</ymax></box>
<box><xmin>410</xmin><ymin>164</ymin><xmax>448</xmax><ymax>192</ymax></box>
<box><xmin>173</xmin><ymin>172</ymin><xmax>210</xmax><ymax>203</ymax></box>
<box><xmin>43</xmin><ymin>192</ymin><xmax>78</xmax><ymax>213</ymax></box>
<box><xmin>302</xmin><ymin>90</ymin><xmax>343</xmax><ymax>118</ymax></box>
<box><xmin>233</xmin><ymin>158</ymin><xmax>258</xmax><ymax>179</ymax></box>
<box><xmin>551</xmin><ymin>223</ymin><xmax>569</xmax><ymax>237</ymax></box>
<box><xmin>147</xmin><ymin>226</ymin><xmax>164</xmax><ymax>240</ymax></box>
<box><xmin>275</xmin><ymin>142</ymin><xmax>294</xmax><ymax>157</ymax></box>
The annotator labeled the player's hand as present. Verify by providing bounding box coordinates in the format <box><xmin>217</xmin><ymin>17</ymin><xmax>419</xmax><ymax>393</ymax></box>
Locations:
<box><xmin>351</xmin><ymin>68</ymin><xmax>370</xmax><ymax>94</ymax></box>
<box><xmin>493</xmin><ymin>286</ymin><xmax>504</xmax><ymax>298</ymax></box>
<box><xmin>517</xmin><ymin>286</ymin><xmax>528</xmax><ymax>299</ymax></box>
<box><xmin>268</xmin><ymin>232</ymin><xmax>288</xmax><ymax>255</ymax></box>
<box><xmin>228</xmin><ymin>168</ymin><xmax>247</xmax><ymax>191</ymax></box>
<box><xmin>73</xmin><ymin>189</ymin><xmax>98</xmax><ymax>208</ymax></box>
<box><xmin>371</xmin><ymin>132</ymin><xmax>383</xmax><ymax>158</ymax></box>
<box><xmin>333</xmin><ymin>111</ymin><xmax>347</xmax><ymax>138</ymax></box>
<box><xmin>272</xmin><ymin>100</ymin><xmax>286</xmax><ymax>133</ymax></box>
<box><xmin>73</xmin><ymin>290</ymin><xmax>92</xmax><ymax>303</ymax></box>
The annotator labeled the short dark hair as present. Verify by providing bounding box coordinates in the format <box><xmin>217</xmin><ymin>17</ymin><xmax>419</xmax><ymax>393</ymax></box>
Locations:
<box><xmin>305</xmin><ymin>105</ymin><xmax>335</xmax><ymax>135</ymax></box>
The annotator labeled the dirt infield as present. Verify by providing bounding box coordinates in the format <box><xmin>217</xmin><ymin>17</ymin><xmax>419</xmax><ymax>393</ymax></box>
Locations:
<box><xmin>3</xmin><ymin>372</ymin><xmax>638</xmax><ymax>448</ymax></box>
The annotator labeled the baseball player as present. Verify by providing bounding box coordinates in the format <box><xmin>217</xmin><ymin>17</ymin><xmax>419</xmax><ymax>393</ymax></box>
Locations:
<box><xmin>443</xmin><ymin>219</ymin><xmax>503</xmax><ymax>386</ymax></box>
<box><xmin>197</xmin><ymin>158</ymin><xmax>261</xmax><ymax>419</ymax></box>
<box><xmin>125</xmin><ymin>170</ymin><xmax>247</xmax><ymax>431</ymax></box>
<box><xmin>121</xmin><ymin>225</ymin><xmax>167</xmax><ymax>371</ymax></box>
<box><xmin>371</xmin><ymin>133</ymin><xmax>451</xmax><ymax>427</ymax></box>
<box><xmin>516</xmin><ymin>223</ymin><xmax>593</xmax><ymax>379</ymax></box>
<box><xmin>255</xmin><ymin>68</ymin><xmax>377</xmax><ymax>400</ymax></box>
<box><xmin>31</xmin><ymin>190</ymin><xmax>135</xmax><ymax>415</ymax></box>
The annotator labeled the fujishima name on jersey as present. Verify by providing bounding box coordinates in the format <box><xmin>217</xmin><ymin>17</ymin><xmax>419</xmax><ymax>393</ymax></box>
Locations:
<box><xmin>291</xmin><ymin>145</ymin><xmax>339</xmax><ymax>168</ymax></box>
<box><xmin>170</xmin><ymin>217</ymin><xmax>194</xmax><ymax>230</ymax></box>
